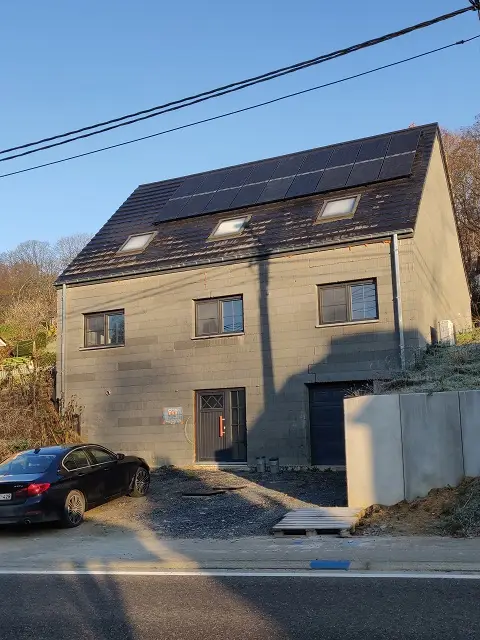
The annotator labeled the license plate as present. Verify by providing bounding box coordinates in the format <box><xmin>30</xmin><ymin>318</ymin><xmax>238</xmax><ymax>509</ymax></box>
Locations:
<box><xmin>0</xmin><ymin>493</ymin><xmax>12</xmax><ymax>501</ymax></box>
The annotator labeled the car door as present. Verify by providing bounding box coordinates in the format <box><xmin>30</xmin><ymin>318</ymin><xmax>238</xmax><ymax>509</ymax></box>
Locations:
<box><xmin>61</xmin><ymin>448</ymin><xmax>100</xmax><ymax>506</ymax></box>
<box><xmin>85</xmin><ymin>446</ymin><xmax>123</xmax><ymax>500</ymax></box>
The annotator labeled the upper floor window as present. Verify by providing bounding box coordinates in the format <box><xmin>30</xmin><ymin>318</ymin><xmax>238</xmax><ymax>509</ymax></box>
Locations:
<box><xmin>195</xmin><ymin>296</ymin><xmax>244</xmax><ymax>337</ymax></box>
<box><xmin>117</xmin><ymin>232</ymin><xmax>156</xmax><ymax>255</ymax></box>
<box><xmin>316</xmin><ymin>195</ymin><xmax>360</xmax><ymax>223</ymax></box>
<box><xmin>318</xmin><ymin>280</ymin><xmax>378</xmax><ymax>325</ymax></box>
<box><xmin>209</xmin><ymin>216</ymin><xmax>250</xmax><ymax>240</ymax></box>
<box><xmin>84</xmin><ymin>310</ymin><xmax>125</xmax><ymax>347</ymax></box>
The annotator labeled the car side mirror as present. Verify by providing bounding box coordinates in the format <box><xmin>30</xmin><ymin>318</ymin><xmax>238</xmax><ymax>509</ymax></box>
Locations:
<box><xmin>116</xmin><ymin>453</ymin><xmax>125</xmax><ymax>461</ymax></box>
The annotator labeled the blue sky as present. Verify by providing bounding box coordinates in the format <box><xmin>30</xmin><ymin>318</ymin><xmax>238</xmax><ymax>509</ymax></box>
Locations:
<box><xmin>1</xmin><ymin>0</ymin><xmax>479</xmax><ymax>252</ymax></box>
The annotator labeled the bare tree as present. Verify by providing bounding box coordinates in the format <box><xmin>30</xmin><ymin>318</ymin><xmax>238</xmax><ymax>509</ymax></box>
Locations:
<box><xmin>443</xmin><ymin>114</ymin><xmax>480</xmax><ymax>317</ymax></box>
<box><xmin>0</xmin><ymin>233</ymin><xmax>91</xmax><ymax>342</ymax></box>
<box><xmin>0</xmin><ymin>240</ymin><xmax>56</xmax><ymax>276</ymax></box>
<box><xmin>54</xmin><ymin>233</ymin><xmax>92</xmax><ymax>273</ymax></box>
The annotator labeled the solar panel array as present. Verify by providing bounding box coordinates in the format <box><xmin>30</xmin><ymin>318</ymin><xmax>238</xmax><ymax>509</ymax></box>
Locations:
<box><xmin>154</xmin><ymin>129</ymin><xmax>421</xmax><ymax>225</ymax></box>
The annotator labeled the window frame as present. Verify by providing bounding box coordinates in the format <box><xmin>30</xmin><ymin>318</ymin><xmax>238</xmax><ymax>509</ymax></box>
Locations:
<box><xmin>83</xmin><ymin>309</ymin><xmax>125</xmax><ymax>349</ymax></box>
<box><xmin>315</xmin><ymin>194</ymin><xmax>361</xmax><ymax>224</ymax></box>
<box><xmin>317</xmin><ymin>279</ymin><xmax>378</xmax><ymax>326</ymax></box>
<box><xmin>116</xmin><ymin>231</ymin><xmax>157</xmax><ymax>255</ymax></box>
<box><xmin>208</xmin><ymin>215</ymin><xmax>251</xmax><ymax>241</ymax></box>
<box><xmin>61</xmin><ymin>445</ymin><xmax>117</xmax><ymax>472</ymax></box>
<box><xmin>194</xmin><ymin>296</ymin><xmax>244</xmax><ymax>337</ymax></box>
<box><xmin>62</xmin><ymin>449</ymin><xmax>92</xmax><ymax>472</ymax></box>
<box><xmin>84</xmin><ymin>446</ymin><xmax>118</xmax><ymax>466</ymax></box>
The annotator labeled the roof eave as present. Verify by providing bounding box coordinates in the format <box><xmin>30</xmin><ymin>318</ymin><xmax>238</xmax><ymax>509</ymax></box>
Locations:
<box><xmin>55</xmin><ymin>227</ymin><xmax>414</xmax><ymax>287</ymax></box>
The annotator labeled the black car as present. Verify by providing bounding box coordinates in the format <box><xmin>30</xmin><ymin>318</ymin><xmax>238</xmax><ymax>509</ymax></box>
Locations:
<box><xmin>0</xmin><ymin>444</ymin><xmax>150</xmax><ymax>528</ymax></box>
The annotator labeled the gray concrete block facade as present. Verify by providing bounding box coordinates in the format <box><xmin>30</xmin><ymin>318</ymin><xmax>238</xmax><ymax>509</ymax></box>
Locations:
<box><xmin>60</xmin><ymin>241</ymin><xmax>405</xmax><ymax>467</ymax></box>
<box><xmin>58</xmin><ymin>138</ymin><xmax>471</xmax><ymax>469</ymax></box>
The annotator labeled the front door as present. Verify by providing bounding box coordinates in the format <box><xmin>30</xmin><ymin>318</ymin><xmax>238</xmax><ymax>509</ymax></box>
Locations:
<box><xmin>196</xmin><ymin>389</ymin><xmax>247</xmax><ymax>462</ymax></box>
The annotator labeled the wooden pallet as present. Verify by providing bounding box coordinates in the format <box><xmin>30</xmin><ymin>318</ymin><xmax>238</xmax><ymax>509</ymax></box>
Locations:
<box><xmin>272</xmin><ymin>507</ymin><xmax>362</xmax><ymax>537</ymax></box>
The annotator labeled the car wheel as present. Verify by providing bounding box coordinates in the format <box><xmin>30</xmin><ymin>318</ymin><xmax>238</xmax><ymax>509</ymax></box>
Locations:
<box><xmin>129</xmin><ymin>466</ymin><xmax>150</xmax><ymax>497</ymax></box>
<box><xmin>61</xmin><ymin>490</ymin><xmax>86</xmax><ymax>528</ymax></box>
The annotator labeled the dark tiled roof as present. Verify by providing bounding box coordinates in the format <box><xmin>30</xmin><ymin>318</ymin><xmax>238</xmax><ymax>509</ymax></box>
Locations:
<box><xmin>56</xmin><ymin>123</ymin><xmax>438</xmax><ymax>285</ymax></box>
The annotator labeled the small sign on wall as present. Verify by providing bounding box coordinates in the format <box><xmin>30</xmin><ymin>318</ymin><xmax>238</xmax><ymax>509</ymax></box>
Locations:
<box><xmin>162</xmin><ymin>407</ymin><xmax>184</xmax><ymax>424</ymax></box>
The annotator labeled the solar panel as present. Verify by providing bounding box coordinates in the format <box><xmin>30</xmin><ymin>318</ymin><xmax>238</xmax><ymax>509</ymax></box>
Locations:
<box><xmin>356</xmin><ymin>137</ymin><xmax>390</xmax><ymax>163</ymax></box>
<box><xmin>221</xmin><ymin>166</ymin><xmax>253</xmax><ymax>189</ymax></box>
<box><xmin>346</xmin><ymin>159</ymin><xmax>384</xmax><ymax>187</ymax></box>
<box><xmin>326</xmin><ymin>142</ymin><xmax>362</xmax><ymax>168</ymax></box>
<box><xmin>301</xmin><ymin>149</ymin><xmax>333</xmax><ymax>174</ymax></box>
<box><xmin>387</xmin><ymin>130</ymin><xmax>420</xmax><ymax>156</ymax></box>
<box><xmin>172</xmin><ymin>174</ymin><xmax>206</xmax><ymax>198</ymax></box>
<box><xmin>199</xmin><ymin>170</ymin><xmax>230</xmax><ymax>193</ymax></box>
<box><xmin>286</xmin><ymin>171</ymin><xmax>323</xmax><ymax>198</ymax></box>
<box><xmin>248</xmin><ymin>160</ymin><xmax>280</xmax><ymax>183</ymax></box>
<box><xmin>178</xmin><ymin>192</ymin><xmax>214</xmax><ymax>217</ymax></box>
<box><xmin>316</xmin><ymin>165</ymin><xmax>353</xmax><ymax>191</ymax></box>
<box><xmin>378</xmin><ymin>152</ymin><xmax>415</xmax><ymax>181</ymax></box>
<box><xmin>153</xmin><ymin>197</ymin><xmax>189</xmax><ymax>223</ymax></box>
<box><xmin>257</xmin><ymin>177</ymin><xmax>294</xmax><ymax>203</ymax></box>
<box><xmin>271</xmin><ymin>154</ymin><xmax>306</xmax><ymax>179</ymax></box>
<box><xmin>154</xmin><ymin>127</ymin><xmax>424</xmax><ymax>224</ymax></box>
<box><xmin>230</xmin><ymin>182</ymin><xmax>267</xmax><ymax>208</ymax></box>
<box><xmin>202</xmin><ymin>188</ymin><xmax>240</xmax><ymax>213</ymax></box>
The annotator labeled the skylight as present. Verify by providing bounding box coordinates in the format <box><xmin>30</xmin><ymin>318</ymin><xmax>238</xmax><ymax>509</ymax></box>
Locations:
<box><xmin>210</xmin><ymin>216</ymin><xmax>250</xmax><ymax>240</ymax></box>
<box><xmin>117</xmin><ymin>232</ymin><xmax>156</xmax><ymax>254</ymax></box>
<box><xmin>316</xmin><ymin>196</ymin><xmax>360</xmax><ymax>223</ymax></box>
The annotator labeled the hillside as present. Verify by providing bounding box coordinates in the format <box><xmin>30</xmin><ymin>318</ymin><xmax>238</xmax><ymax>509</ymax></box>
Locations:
<box><xmin>376</xmin><ymin>332</ymin><xmax>480</xmax><ymax>395</ymax></box>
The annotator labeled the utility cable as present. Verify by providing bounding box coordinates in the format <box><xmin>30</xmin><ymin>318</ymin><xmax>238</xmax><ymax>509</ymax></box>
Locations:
<box><xmin>0</xmin><ymin>3</ymin><xmax>477</xmax><ymax>162</ymax></box>
<box><xmin>1</xmin><ymin>34</ymin><xmax>478</xmax><ymax>180</ymax></box>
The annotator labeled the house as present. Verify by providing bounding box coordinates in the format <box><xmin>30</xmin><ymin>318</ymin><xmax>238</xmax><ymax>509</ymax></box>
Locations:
<box><xmin>55</xmin><ymin>123</ymin><xmax>471</xmax><ymax>468</ymax></box>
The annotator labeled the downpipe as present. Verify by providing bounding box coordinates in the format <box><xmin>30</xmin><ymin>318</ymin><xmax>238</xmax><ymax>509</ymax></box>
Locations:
<box><xmin>392</xmin><ymin>233</ymin><xmax>406</xmax><ymax>370</ymax></box>
<box><xmin>60</xmin><ymin>283</ymin><xmax>67</xmax><ymax>410</ymax></box>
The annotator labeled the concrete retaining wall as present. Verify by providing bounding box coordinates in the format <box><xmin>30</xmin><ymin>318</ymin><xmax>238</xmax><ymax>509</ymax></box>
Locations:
<box><xmin>345</xmin><ymin>395</ymin><xmax>404</xmax><ymax>508</ymax></box>
<box><xmin>345</xmin><ymin>390</ymin><xmax>480</xmax><ymax>507</ymax></box>
<box><xmin>459</xmin><ymin>391</ymin><xmax>480</xmax><ymax>477</ymax></box>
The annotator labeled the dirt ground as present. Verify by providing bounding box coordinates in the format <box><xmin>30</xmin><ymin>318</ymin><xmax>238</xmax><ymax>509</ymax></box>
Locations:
<box><xmin>355</xmin><ymin>478</ymin><xmax>480</xmax><ymax>537</ymax></box>
<box><xmin>84</xmin><ymin>467</ymin><xmax>347</xmax><ymax>539</ymax></box>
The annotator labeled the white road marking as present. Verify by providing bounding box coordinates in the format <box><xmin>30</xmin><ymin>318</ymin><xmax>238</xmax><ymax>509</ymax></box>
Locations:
<box><xmin>0</xmin><ymin>569</ymin><xmax>479</xmax><ymax>579</ymax></box>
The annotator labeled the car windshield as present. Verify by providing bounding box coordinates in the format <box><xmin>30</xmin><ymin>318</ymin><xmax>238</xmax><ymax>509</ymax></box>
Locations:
<box><xmin>0</xmin><ymin>452</ymin><xmax>57</xmax><ymax>476</ymax></box>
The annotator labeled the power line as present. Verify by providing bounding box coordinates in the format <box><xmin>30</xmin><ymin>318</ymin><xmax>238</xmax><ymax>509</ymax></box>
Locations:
<box><xmin>0</xmin><ymin>3</ymin><xmax>478</xmax><ymax>163</ymax></box>
<box><xmin>1</xmin><ymin>34</ymin><xmax>478</xmax><ymax>180</ymax></box>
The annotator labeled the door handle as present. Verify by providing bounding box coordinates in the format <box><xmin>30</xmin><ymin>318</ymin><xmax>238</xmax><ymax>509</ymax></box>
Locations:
<box><xmin>219</xmin><ymin>416</ymin><xmax>225</xmax><ymax>438</ymax></box>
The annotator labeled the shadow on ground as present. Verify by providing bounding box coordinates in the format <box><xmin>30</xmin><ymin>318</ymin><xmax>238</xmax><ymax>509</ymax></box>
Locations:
<box><xmin>78</xmin><ymin>466</ymin><xmax>346</xmax><ymax>539</ymax></box>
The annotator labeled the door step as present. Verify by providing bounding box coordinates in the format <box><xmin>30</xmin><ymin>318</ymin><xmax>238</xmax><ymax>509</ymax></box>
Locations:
<box><xmin>194</xmin><ymin>463</ymin><xmax>250</xmax><ymax>471</ymax></box>
<box><xmin>272</xmin><ymin>507</ymin><xmax>362</xmax><ymax>537</ymax></box>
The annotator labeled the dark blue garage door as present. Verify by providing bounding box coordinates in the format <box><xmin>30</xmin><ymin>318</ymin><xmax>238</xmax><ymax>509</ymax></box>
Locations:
<box><xmin>309</xmin><ymin>382</ymin><xmax>368</xmax><ymax>465</ymax></box>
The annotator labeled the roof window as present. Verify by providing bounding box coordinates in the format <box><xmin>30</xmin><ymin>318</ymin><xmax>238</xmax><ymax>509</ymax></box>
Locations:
<box><xmin>316</xmin><ymin>195</ymin><xmax>360</xmax><ymax>223</ymax></box>
<box><xmin>117</xmin><ymin>232</ymin><xmax>156</xmax><ymax>255</ymax></box>
<box><xmin>209</xmin><ymin>216</ymin><xmax>250</xmax><ymax>240</ymax></box>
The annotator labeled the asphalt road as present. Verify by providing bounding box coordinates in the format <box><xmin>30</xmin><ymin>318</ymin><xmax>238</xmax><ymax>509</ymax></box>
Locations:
<box><xmin>1</xmin><ymin>574</ymin><xmax>479</xmax><ymax>639</ymax></box>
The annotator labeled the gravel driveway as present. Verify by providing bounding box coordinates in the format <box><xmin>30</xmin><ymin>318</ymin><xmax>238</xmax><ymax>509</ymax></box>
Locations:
<box><xmin>85</xmin><ymin>467</ymin><xmax>346</xmax><ymax>539</ymax></box>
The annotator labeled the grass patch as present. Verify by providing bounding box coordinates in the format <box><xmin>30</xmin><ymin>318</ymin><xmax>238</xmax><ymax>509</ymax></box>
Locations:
<box><xmin>375</xmin><ymin>343</ymin><xmax>480</xmax><ymax>394</ymax></box>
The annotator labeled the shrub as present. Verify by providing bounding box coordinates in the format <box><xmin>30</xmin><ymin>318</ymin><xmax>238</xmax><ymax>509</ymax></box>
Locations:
<box><xmin>0</xmin><ymin>368</ymin><xmax>82</xmax><ymax>460</ymax></box>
